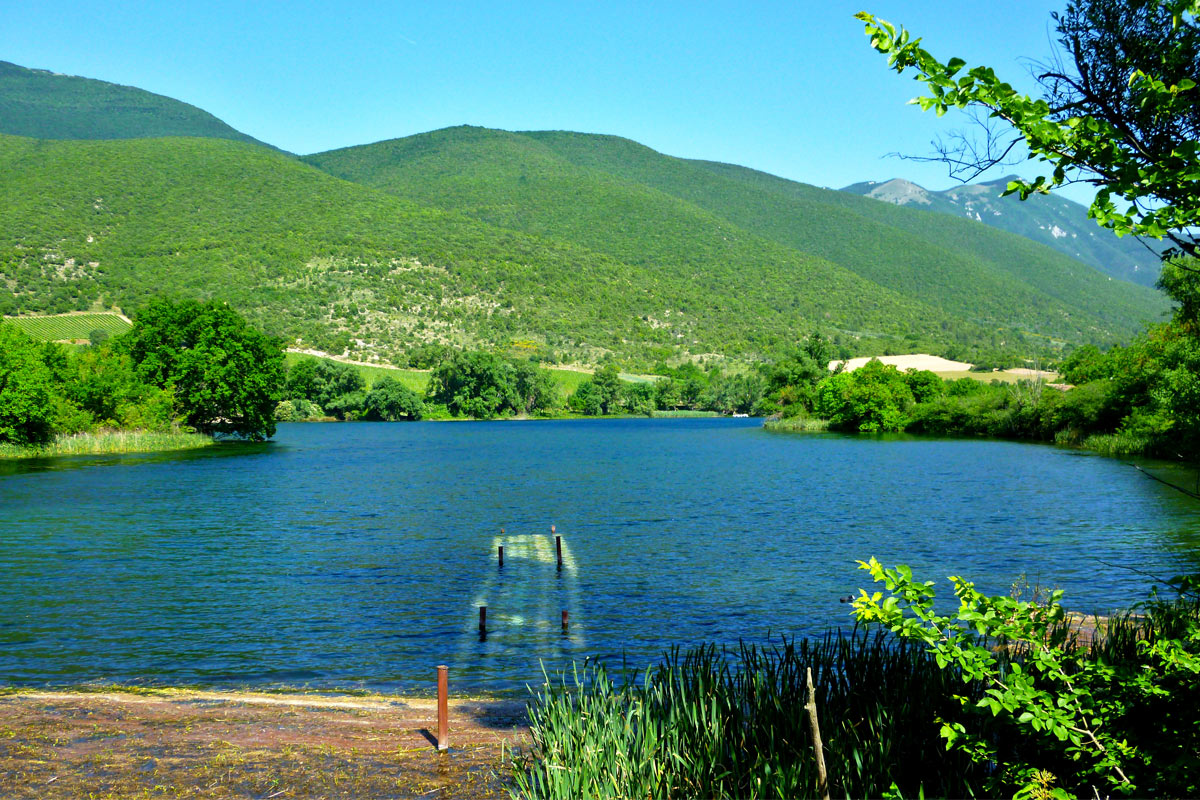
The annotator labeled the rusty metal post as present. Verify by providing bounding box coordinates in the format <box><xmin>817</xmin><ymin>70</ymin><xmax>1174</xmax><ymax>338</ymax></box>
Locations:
<box><xmin>561</xmin><ymin>609</ymin><xmax>569</xmax><ymax>633</ymax></box>
<box><xmin>437</xmin><ymin>665</ymin><xmax>449</xmax><ymax>751</ymax></box>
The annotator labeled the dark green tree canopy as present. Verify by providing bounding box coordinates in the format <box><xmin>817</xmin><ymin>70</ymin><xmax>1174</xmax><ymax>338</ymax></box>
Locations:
<box><xmin>0</xmin><ymin>322</ymin><xmax>56</xmax><ymax>445</ymax></box>
<box><xmin>362</xmin><ymin>377</ymin><xmax>424</xmax><ymax>421</ymax></box>
<box><xmin>120</xmin><ymin>299</ymin><xmax>284</xmax><ymax>440</ymax></box>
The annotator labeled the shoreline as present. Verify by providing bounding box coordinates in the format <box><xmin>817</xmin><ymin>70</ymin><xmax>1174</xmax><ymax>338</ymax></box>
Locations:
<box><xmin>0</xmin><ymin>686</ymin><xmax>526</xmax><ymax>798</ymax></box>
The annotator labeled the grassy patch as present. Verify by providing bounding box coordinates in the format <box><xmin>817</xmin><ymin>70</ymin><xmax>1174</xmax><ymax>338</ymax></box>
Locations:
<box><xmin>763</xmin><ymin>416</ymin><xmax>830</xmax><ymax>432</ymax></box>
<box><xmin>4</xmin><ymin>312</ymin><xmax>131</xmax><ymax>341</ymax></box>
<box><xmin>284</xmin><ymin>352</ymin><xmax>429</xmax><ymax>393</ymax></box>
<box><xmin>0</xmin><ymin>430</ymin><xmax>212</xmax><ymax>460</ymax></box>
<box><xmin>1081</xmin><ymin>432</ymin><xmax>1152</xmax><ymax>457</ymax></box>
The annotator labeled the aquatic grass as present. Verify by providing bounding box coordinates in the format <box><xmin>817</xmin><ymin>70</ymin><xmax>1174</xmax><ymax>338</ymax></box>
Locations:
<box><xmin>1081</xmin><ymin>432</ymin><xmax>1152</xmax><ymax>457</ymax></box>
<box><xmin>510</xmin><ymin>629</ymin><xmax>982</xmax><ymax>799</ymax></box>
<box><xmin>763</xmin><ymin>415</ymin><xmax>831</xmax><ymax>432</ymax></box>
<box><xmin>0</xmin><ymin>429</ymin><xmax>213</xmax><ymax>459</ymax></box>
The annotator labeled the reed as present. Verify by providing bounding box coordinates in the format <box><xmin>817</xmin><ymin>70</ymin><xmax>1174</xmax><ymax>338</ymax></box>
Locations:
<box><xmin>510</xmin><ymin>629</ymin><xmax>980</xmax><ymax>799</ymax></box>
<box><xmin>763</xmin><ymin>416</ymin><xmax>831</xmax><ymax>432</ymax></box>
<box><xmin>511</xmin><ymin>592</ymin><xmax>1200</xmax><ymax>800</ymax></box>
<box><xmin>0</xmin><ymin>430</ymin><xmax>212</xmax><ymax>459</ymax></box>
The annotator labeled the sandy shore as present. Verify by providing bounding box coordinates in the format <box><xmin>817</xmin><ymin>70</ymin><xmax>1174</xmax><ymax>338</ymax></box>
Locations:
<box><xmin>0</xmin><ymin>688</ymin><xmax>528</xmax><ymax>799</ymax></box>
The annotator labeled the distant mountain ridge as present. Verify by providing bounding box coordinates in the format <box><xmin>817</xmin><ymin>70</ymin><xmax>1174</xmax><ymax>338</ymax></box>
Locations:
<box><xmin>842</xmin><ymin>176</ymin><xmax>1162</xmax><ymax>287</ymax></box>
<box><xmin>0</xmin><ymin>60</ymin><xmax>276</xmax><ymax>149</ymax></box>
<box><xmin>305</xmin><ymin>126</ymin><xmax>1165</xmax><ymax>352</ymax></box>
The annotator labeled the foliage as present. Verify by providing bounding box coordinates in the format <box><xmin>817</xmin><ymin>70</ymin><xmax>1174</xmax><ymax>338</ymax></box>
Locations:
<box><xmin>853</xmin><ymin>559</ymin><xmax>1200</xmax><ymax>798</ymax></box>
<box><xmin>0</xmin><ymin>322</ymin><xmax>56</xmax><ymax>445</ymax></box>
<box><xmin>816</xmin><ymin>358</ymin><xmax>914</xmax><ymax>432</ymax></box>
<box><xmin>426</xmin><ymin>350</ymin><xmax>557</xmax><ymax>419</ymax></box>
<box><xmin>361</xmin><ymin>377</ymin><xmax>424</xmax><ymax>421</ymax></box>
<box><xmin>284</xmin><ymin>357</ymin><xmax>366</xmax><ymax>415</ymax></box>
<box><xmin>120</xmin><ymin>298</ymin><xmax>284</xmax><ymax>440</ymax></box>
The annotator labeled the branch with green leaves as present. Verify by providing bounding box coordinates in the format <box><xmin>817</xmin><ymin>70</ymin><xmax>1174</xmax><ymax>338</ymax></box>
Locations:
<box><xmin>855</xmin><ymin>5</ymin><xmax>1200</xmax><ymax>264</ymax></box>
<box><xmin>852</xmin><ymin>558</ymin><xmax>1135</xmax><ymax>796</ymax></box>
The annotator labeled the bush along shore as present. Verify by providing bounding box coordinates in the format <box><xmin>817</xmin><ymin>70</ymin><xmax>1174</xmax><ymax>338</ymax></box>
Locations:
<box><xmin>510</xmin><ymin>564</ymin><xmax>1200</xmax><ymax>799</ymax></box>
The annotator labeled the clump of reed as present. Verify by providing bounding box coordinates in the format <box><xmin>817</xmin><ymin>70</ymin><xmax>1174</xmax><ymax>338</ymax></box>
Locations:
<box><xmin>763</xmin><ymin>415</ymin><xmax>830</xmax><ymax>432</ymax></box>
<box><xmin>509</xmin><ymin>629</ymin><xmax>981</xmax><ymax>799</ymax></box>
<box><xmin>0</xmin><ymin>429</ymin><xmax>212</xmax><ymax>459</ymax></box>
<box><xmin>511</xmin><ymin>591</ymin><xmax>1200</xmax><ymax>800</ymax></box>
<box><xmin>1080</xmin><ymin>431</ymin><xmax>1152</xmax><ymax>457</ymax></box>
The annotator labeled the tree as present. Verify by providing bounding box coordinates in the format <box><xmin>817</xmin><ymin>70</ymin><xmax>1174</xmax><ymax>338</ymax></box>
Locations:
<box><xmin>592</xmin><ymin>364</ymin><xmax>622</xmax><ymax>415</ymax></box>
<box><xmin>428</xmin><ymin>351</ymin><xmax>512</xmax><ymax>419</ymax></box>
<box><xmin>361</xmin><ymin>377</ymin><xmax>424</xmax><ymax>421</ymax></box>
<box><xmin>856</xmin><ymin>0</ymin><xmax>1200</xmax><ymax>268</ymax></box>
<box><xmin>0</xmin><ymin>323</ymin><xmax>56</xmax><ymax>445</ymax></box>
<box><xmin>121</xmin><ymin>299</ymin><xmax>284</xmax><ymax>440</ymax></box>
<box><xmin>816</xmin><ymin>359</ymin><xmax>914</xmax><ymax>432</ymax></box>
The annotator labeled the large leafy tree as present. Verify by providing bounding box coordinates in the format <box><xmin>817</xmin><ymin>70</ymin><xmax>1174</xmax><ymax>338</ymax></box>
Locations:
<box><xmin>121</xmin><ymin>299</ymin><xmax>284</xmax><ymax>440</ymax></box>
<box><xmin>0</xmin><ymin>322</ymin><xmax>56</xmax><ymax>445</ymax></box>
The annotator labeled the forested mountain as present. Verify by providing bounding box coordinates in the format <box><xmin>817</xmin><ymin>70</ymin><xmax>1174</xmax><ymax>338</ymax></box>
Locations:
<box><xmin>0</xmin><ymin>61</ymin><xmax>274</xmax><ymax>148</ymax></box>
<box><xmin>0</xmin><ymin>132</ymin><xmax>968</xmax><ymax>366</ymax></box>
<box><xmin>842</xmin><ymin>176</ymin><xmax>1162</xmax><ymax>287</ymax></box>
<box><xmin>0</xmin><ymin>60</ymin><xmax>1171</xmax><ymax>368</ymax></box>
<box><xmin>306</xmin><ymin>127</ymin><xmax>1167</xmax><ymax>356</ymax></box>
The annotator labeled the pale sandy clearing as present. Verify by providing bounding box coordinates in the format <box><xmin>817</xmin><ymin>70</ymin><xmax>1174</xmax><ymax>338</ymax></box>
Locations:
<box><xmin>829</xmin><ymin>354</ymin><xmax>974</xmax><ymax>372</ymax></box>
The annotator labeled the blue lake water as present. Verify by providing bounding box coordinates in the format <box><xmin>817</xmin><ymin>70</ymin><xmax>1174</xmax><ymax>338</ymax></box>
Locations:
<box><xmin>2</xmin><ymin>419</ymin><xmax>1199</xmax><ymax>693</ymax></box>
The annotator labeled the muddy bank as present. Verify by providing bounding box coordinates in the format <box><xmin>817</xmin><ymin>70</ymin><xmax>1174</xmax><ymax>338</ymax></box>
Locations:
<box><xmin>0</xmin><ymin>688</ymin><xmax>528</xmax><ymax>799</ymax></box>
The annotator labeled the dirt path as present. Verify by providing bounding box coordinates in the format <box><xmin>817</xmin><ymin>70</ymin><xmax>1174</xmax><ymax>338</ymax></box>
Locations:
<box><xmin>0</xmin><ymin>689</ymin><xmax>529</xmax><ymax>799</ymax></box>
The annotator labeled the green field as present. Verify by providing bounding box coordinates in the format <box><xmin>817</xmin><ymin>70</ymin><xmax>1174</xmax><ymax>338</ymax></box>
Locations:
<box><xmin>283</xmin><ymin>352</ymin><xmax>431</xmax><ymax>393</ymax></box>
<box><xmin>5</xmin><ymin>312</ymin><xmax>132</xmax><ymax>341</ymax></box>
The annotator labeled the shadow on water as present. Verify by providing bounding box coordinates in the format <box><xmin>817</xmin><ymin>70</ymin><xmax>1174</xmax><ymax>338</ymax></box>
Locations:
<box><xmin>0</xmin><ymin>439</ymin><xmax>278</xmax><ymax>476</ymax></box>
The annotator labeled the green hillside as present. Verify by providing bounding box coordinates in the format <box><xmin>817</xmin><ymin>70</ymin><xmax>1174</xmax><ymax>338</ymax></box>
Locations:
<box><xmin>1</xmin><ymin>132</ymin><xmax>977</xmax><ymax>366</ymax></box>
<box><xmin>305</xmin><ymin>127</ymin><xmax>1167</xmax><ymax>357</ymax></box>
<box><xmin>0</xmin><ymin>61</ymin><xmax>274</xmax><ymax>148</ymax></box>
<box><xmin>519</xmin><ymin>132</ymin><xmax>1167</xmax><ymax>335</ymax></box>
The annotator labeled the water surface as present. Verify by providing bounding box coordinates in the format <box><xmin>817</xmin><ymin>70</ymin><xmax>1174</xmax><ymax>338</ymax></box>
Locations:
<box><xmin>2</xmin><ymin>419</ymin><xmax>1198</xmax><ymax>692</ymax></box>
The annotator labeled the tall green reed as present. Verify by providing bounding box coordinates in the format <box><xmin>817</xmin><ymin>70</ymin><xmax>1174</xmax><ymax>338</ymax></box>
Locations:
<box><xmin>510</xmin><ymin>628</ymin><xmax>981</xmax><ymax>799</ymax></box>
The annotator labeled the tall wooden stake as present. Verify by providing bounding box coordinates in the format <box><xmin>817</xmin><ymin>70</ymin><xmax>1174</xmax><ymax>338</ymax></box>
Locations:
<box><xmin>437</xmin><ymin>665</ymin><xmax>449</xmax><ymax>751</ymax></box>
<box><xmin>805</xmin><ymin>666</ymin><xmax>830</xmax><ymax>800</ymax></box>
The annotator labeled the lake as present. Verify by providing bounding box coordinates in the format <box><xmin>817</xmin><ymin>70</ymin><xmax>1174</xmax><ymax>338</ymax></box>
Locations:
<box><xmin>2</xmin><ymin>419</ymin><xmax>1198</xmax><ymax>693</ymax></box>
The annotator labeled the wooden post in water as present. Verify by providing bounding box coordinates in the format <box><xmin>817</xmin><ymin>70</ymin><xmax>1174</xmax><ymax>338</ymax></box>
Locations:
<box><xmin>436</xmin><ymin>665</ymin><xmax>449</xmax><ymax>751</ymax></box>
<box><xmin>554</xmin><ymin>525</ymin><xmax>563</xmax><ymax>570</ymax></box>
<box><xmin>479</xmin><ymin>605</ymin><xmax>487</xmax><ymax>636</ymax></box>
<box><xmin>804</xmin><ymin>666</ymin><xmax>830</xmax><ymax>800</ymax></box>
<box><xmin>498</xmin><ymin>545</ymin><xmax>504</xmax><ymax>568</ymax></box>
<box><xmin>561</xmin><ymin>609</ymin><xmax>569</xmax><ymax>633</ymax></box>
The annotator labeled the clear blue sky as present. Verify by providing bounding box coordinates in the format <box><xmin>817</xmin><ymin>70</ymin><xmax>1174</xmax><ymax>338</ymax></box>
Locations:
<box><xmin>1</xmin><ymin>0</ymin><xmax>1089</xmax><ymax>200</ymax></box>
